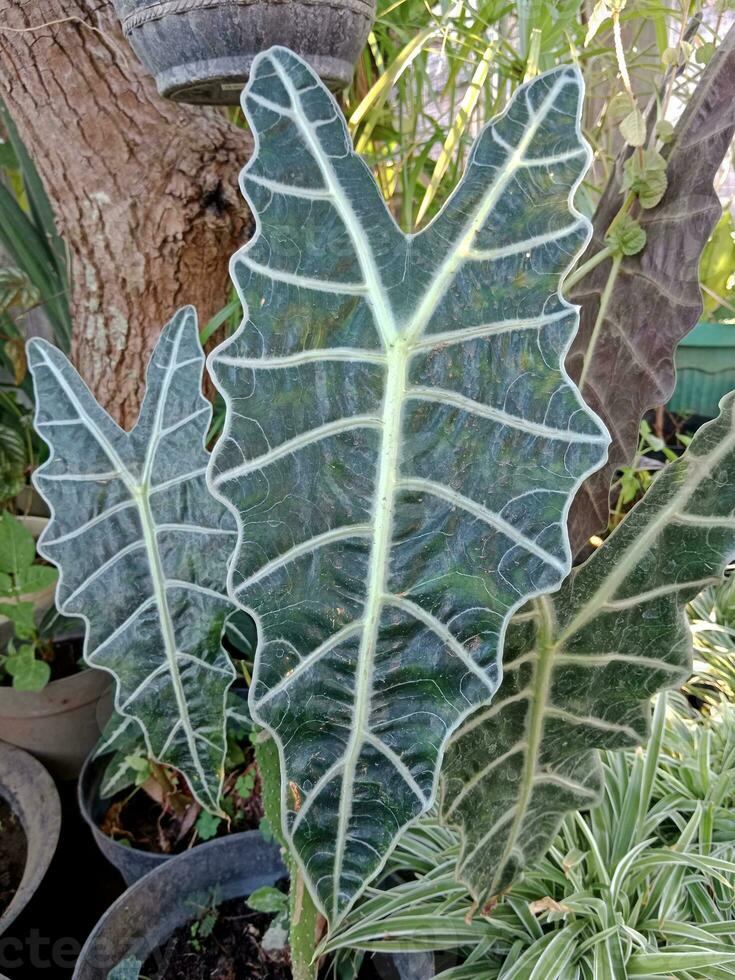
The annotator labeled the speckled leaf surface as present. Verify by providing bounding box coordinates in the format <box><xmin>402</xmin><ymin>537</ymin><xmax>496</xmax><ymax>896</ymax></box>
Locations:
<box><xmin>28</xmin><ymin>310</ymin><xmax>237</xmax><ymax>811</ymax></box>
<box><xmin>442</xmin><ymin>391</ymin><xmax>735</xmax><ymax>906</ymax></box>
<box><xmin>566</xmin><ymin>25</ymin><xmax>735</xmax><ymax>552</ymax></box>
<box><xmin>208</xmin><ymin>47</ymin><xmax>609</xmax><ymax>921</ymax></box>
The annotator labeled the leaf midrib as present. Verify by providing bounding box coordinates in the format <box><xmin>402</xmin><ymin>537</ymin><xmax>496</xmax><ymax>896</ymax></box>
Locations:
<box><xmin>461</xmin><ymin>421</ymin><xmax>735</xmax><ymax>897</ymax></box>
<box><xmin>267</xmin><ymin>55</ymin><xmax>585</xmax><ymax>915</ymax></box>
<box><xmin>134</xmin><ymin>327</ymin><xmax>215</xmax><ymax>805</ymax></box>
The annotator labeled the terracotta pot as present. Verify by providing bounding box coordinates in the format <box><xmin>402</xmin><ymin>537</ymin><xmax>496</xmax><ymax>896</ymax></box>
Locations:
<box><xmin>112</xmin><ymin>0</ymin><xmax>375</xmax><ymax>104</ymax></box>
<box><xmin>0</xmin><ymin>668</ymin><xmax>112</xmax><ymax>780</ymax></box>
<box><xmin>0</xmin><ymin>742</ymin><xmax>61</xmax><ymax>937</ymax></box>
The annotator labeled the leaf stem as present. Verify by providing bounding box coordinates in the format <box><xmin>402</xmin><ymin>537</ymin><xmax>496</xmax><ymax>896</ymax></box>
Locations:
<box><xmin>564</xmin><ymin>245</ymin><xmax>614</xmax><ymax>292</ymax></box>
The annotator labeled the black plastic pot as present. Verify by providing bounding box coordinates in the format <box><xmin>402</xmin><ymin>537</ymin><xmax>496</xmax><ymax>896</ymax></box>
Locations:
<box><xmin>78</xmin><ymin>750</ymin><xmax>172</xmax><ymax>886</ymax></box>
<box><xmin>72</xmin><ymin>831</ymin><xmax>280</xmax><ymax>978</ymax></box>
<box><xmin>73</xmin><ymin>831</ymin><xmax>433</xmax><ymax>979</ymax></box>
<box><xmin>0</xmin><ymin>742</ymin><xmax>61</xmax><ymax>936</ymax></box>
<box><xmin>113</xmin><ymin>0</ymin><xmax>375</xmax><ymax>105</ymax></box>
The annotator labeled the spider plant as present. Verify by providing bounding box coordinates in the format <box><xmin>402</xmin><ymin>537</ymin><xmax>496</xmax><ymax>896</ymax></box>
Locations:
<box><xmin>687</xmin><ymin>576</ymin><xmax>735</xmax><ymax>709</ymax></box>
<box><xmin>322</xmin><ymin>695</ymin><xmax>735</xmax><ymax>979</ymax></box>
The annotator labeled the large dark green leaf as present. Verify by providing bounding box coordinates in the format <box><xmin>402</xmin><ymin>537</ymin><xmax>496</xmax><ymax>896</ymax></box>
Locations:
<box><xmin>28</xmin><ymin>310</ymin><xmax>237</xmax><ymax>810</ymax></box>
<box><xmin>208</xmin><ymin>47</ymin><xmax>608</xmax><ymax>921</ymax></box>
<box><xmin>441</xmin><ymin>391</ymin><xmax>735</xmax><ymax>906</ymax></box>
<box><xmin>566</xmin><ymin>25</ymin><xmax>735</xmax><ymax>551</ymax></box>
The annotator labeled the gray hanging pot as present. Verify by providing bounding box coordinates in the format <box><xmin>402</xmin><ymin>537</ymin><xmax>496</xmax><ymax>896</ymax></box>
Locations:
<box><xmin>112</xmin><ymin>0</ymin><xmax>376</xmax><ymax>105</ymax></box>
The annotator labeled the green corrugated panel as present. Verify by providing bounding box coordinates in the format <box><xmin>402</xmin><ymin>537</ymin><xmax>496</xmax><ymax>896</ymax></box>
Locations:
<box><xmin>668</xmin><ymin>322</ymin><xmax>735</xmax><ymax>417</ymax></box>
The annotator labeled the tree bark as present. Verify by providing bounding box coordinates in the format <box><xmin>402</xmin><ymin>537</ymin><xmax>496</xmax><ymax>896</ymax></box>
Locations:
<box><xmin>0</xmin><ymin>0</ymin><xmax>252</xmax><ymax>426</ymax></box>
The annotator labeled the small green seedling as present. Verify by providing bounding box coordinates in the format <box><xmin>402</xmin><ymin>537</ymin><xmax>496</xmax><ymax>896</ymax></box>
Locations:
<box><xmin>194</xmin><ymin>809</ymin><xmax>221</xmax><ymax>842</ymax></box>
<box><xmin>248</xmin><ymin>886</ymin><xmax>290</xmax><ymax>954</ymax></box>
<box><xmin>0</xmin><ymin>511</ymin><xmax>56</xmax><ymax>691</ymax></box>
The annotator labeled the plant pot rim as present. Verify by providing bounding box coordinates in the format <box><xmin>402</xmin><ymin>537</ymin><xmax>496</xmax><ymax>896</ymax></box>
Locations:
<box><xmin>0</xmin><ymin>665</ymin><xmax>110</xmax><ymax>719</ymax></box>
<box><xmin>117</xmin><ymin>0</ymin><xmax>375</xmax><ymax>30</ymax></box>
<box><xmin>77</xmin><ymin>748</ymin><xmax>172</xmax><ymax>867</ymax></box>
<box><xmin>73</xmin><ymin>829</ymin><xmax>285</xmax><ymax>978</ymax></box>
<box><xmin>0</xmin><ymin>742</ymin><xmax>61</xmax><ymax>936</ymax></box>
<box><xmin>73</xmin><ymin>821</ymin><xmax>434</xmax><ymax>979</ymax></box>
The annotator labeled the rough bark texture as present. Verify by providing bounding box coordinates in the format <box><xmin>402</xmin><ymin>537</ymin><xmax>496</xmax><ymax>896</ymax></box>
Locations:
<box><xmin>0</xmin><ymin>0</ymin><xmax>252</xmax><ymax>426</ymax></box>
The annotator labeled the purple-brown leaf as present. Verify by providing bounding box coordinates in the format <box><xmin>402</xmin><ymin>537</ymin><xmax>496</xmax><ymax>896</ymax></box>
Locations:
<box><xmin>566</xmin><ymin>25</ymin><xmax>735</xmax><ymax>553</ymax></box>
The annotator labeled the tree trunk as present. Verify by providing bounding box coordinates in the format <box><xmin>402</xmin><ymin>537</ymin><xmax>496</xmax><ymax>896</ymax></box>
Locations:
<box><xmin>0</xmin><ymin>0</ymin><xmax>252</xmax><ymax>426</ymax></box>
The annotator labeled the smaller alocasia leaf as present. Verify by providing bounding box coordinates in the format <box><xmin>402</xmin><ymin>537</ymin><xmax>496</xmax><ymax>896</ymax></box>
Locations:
<box><xmin>441</xmin><ymin>390</ymin><xmax>735</xmax><ymax>907</ymax></box>
<box><xmin>0</xmin><ymin>266</ymin><xmax>40</xmax><ymax>313</ymax></box>
<box><xmin>95</xmin><ymin>687</ymin><xmax>252</xmax><ymax>800</ymax></box>
<box><xmin>0</xmin><ymin>423</ymin><xmax>26</xmax><ymax>501</ymax></box>
<box><xmin>28</xmin><ymin>309</ymin><xmax>238</xmax><ymax>811</ymax></box>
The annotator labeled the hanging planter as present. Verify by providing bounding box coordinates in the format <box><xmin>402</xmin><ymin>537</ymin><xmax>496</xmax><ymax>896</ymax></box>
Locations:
<box><xmin>112</xmin><ymin>0</ymin><xmax>376</xmax><ymax>105</ymax></box>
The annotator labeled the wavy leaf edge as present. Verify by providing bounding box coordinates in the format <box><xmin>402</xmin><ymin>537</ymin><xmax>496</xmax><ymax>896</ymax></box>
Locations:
<box><xmin>440</xmin><ymin>390</ymin><xmax>735</xmax><ymax>905</ymax></box>
<box><xmin>28</xmin><ymin>310</ymin><xmax>238</xmax><ymax>812</ymax></box>
<box><xmin>207</xmin><ymin>46</ymin><xmax>610</xmax><ymax>921</ymax></box>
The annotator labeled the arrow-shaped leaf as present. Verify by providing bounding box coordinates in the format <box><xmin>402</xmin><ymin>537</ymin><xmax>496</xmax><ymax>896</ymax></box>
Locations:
<box><xmin>441</xmin><ymin>391</ymin><xmax>735</xmax><ymax>907</ymax></box>
<box><xmin>208</xmin><ymin>47</ymin><xmax>609</xmax><ymax>921</ymax></box>
<box><xmin>28</xmin><ymin>309</ymin><xmax>237</xmax><ymax>811</ymax></box>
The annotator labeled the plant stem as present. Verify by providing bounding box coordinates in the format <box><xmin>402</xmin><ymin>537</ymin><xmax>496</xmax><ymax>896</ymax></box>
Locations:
<box><xmin>289</xmin><ymin>870</ymin><xmax>321</xmax><ymax>980</ymax></box>
<box><xmin>256</xmin><ymin>736</ymin><xmax>320</xmax><ymax>980</ymax></box>
<box><xmin>564</xmin><ymin>244</ymin><xmax>614</xmax><ymax>292</ymax></box>
<box><xmin>149</xmin><ymin>759</ymin><xmax>176</xmax><ymax>797</ymax></box>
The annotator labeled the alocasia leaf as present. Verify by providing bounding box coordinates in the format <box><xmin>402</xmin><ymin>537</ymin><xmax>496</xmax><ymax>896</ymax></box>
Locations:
<box><xmin>208</xmin><ymin>47</ymin><xmax>609</xmax><ymax>920</ymax></box>
<box><xmin>566</xmin><ymin>24</ymin><xmax>735</xmax><ymax>552</ymax></box>
<box><xmin>441</xmin><ymin>391</ymin><xmax>735</xmax><ymax>907</ymax></box>
<box><xmin>28</xmin><ymin>309</ymin><xmax>238</xmax><ymax>811</ymax></box>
